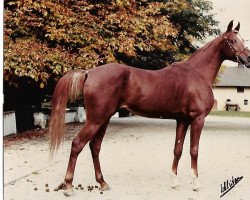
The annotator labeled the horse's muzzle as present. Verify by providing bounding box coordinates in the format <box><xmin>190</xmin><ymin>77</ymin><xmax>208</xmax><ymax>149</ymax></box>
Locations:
<box><xmin>239</xmin><ymin>54</ymin><xmax>250</xmax><ymax>68</ymax></box>
<box><xmin>245</xmin><ymin>63</ymin><xmax>250</xmax><ymax>68</ymax></box>
<box><xmin>244</xmin><ymin>56</ymin><xmax>250</xmax><ymax>68</ymax></box>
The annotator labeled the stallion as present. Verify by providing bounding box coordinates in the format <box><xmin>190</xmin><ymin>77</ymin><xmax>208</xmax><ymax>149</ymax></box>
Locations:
<box><xmin>48</xmin><ymin>21</ymin><xmax>250</xmax><ymax>196</ymax></box>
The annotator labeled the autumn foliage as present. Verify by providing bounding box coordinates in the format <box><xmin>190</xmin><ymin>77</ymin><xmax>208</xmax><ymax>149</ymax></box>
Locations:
<box><xmin>4</xmin><ymin>0</ymin><xmax>219</xmax><ymax>107</ymax></box>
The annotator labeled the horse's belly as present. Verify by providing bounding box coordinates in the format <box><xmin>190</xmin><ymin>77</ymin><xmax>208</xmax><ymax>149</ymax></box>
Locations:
<box><xmin>121</xmin><ymin>104</ymin><xmax>184</xmax><ymax>119</ymax></box>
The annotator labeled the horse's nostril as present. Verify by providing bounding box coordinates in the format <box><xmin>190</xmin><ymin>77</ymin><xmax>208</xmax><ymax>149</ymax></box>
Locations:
<box><xmin>248</xmin><ymin>56</ymin><xmax>250</xmax><ymax>62</ymax></box>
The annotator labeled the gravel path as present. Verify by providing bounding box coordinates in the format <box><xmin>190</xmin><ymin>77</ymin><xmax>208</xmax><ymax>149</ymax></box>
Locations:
<box><xmin>4</xmin><ymin>116</ymin><xmax>250</xmax><ymax>200</ymax></box>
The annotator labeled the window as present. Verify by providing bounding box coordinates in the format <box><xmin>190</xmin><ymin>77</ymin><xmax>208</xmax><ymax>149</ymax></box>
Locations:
<box><xmin>237</xmin><ymin>87</ymin><xmax>244</xmax><ymax>93</ymax></box>
<box><xmin>244</xmin><ymin>99</ymin><xmax>248</xmax><ymax>105</ymax></box>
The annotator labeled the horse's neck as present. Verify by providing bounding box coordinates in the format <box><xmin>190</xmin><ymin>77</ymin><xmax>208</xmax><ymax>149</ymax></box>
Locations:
<box><xmin>187</xmin><ymin>36</ymin><xmax>224</xmax><ymax>84</ymax></box>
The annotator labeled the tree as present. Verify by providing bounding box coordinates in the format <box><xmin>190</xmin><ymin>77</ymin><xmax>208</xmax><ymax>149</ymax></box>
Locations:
<box><xmin>4</xmin><ymin>0</ymin><xmax>220</xmax><ymax>108</ymax></box>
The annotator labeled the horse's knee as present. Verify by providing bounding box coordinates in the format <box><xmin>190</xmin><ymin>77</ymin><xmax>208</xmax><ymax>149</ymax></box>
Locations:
<box><xmin>190</xmin><ymin>146</ymin><xmax>199</xmax><ymax>159</ymax></box>
<box><xmin>174</xmin><ymin>147</ymin><xmax>183</xmax><ymax>159</ymax></box>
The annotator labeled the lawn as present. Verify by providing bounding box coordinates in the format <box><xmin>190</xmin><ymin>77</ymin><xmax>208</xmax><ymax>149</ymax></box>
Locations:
<box><xmin>209</xmin><ymin>111</ymin><xmax>250</xmax><ymax>118</ymax></box>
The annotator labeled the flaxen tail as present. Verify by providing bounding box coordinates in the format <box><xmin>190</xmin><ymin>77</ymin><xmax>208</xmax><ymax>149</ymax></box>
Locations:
<box><xmin>48</xmin><ymin>70</ymin><xmax>88</xmax><ymax>155</ymax></box>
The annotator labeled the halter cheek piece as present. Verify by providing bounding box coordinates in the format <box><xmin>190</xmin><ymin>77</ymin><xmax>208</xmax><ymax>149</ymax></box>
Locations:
<box><xmin>223</xmin><ymin>34</ymin><xmax>248</xmax><ymax>66</ymax></box>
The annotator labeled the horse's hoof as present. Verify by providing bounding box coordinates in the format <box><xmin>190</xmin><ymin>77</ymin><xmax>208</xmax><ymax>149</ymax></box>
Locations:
<box><xmin>192</xmin><ymin>179</ymin><xmax>201</xmax><ymax>192</ymax></box>
<box><xmin>171</xmin><ymin>179</ymin><xmax>181</xmax><ymax>189</ymax></box>
<box><xmin>100</xmin><ymin>183</ymin><xmax>110</xmax><ymax>191</ymax></box>
<box><xmin>170</xmin><ymin>172</ymin><xmax>180</xmax><ymax>189</ymax></box>
<box><xmin>171</xmin><ymin>183</ymin><xmax>180</xmax><ymax>189</ymax></box>
<box><xmin>63</xmin><ymin>187</ymin><xmax>74</xmax><ymax>197</ymax></box>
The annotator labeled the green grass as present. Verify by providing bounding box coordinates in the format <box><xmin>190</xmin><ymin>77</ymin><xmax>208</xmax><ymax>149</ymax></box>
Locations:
<box><xmin>209</xmin><ymin>111</ymin><xmax>250</xmax><ymax>118</ymax></box>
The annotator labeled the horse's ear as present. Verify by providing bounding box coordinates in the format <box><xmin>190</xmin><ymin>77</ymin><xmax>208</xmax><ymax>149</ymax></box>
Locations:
<box><xmin>227</xmin><ymin>20</ymin><xmax>234</xmax><ymax>32</ymax></box>
<box><xmin>234</xmin><ymin>22</ymin><xmax>240</xmax><ymax>33</ymax></box>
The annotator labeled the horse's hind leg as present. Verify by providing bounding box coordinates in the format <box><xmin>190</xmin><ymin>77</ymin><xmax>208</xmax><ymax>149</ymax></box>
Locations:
<box><xmin>171</xmin><ymin>120</ymin><xmax>189</xmax><ymax>189</ymax></box>
<box><xmin>89</xmin><ymin>120</ymin><xmax>109</xmax><ymax>190</ymax></box>
<box><xmin>63</xmin><ymin>120</ymin><xmax>105</xmax><ymax>196</ymax></box>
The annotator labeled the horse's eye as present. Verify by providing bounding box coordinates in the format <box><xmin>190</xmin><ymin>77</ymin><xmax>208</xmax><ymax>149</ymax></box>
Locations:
<box><xmin>231</xmin><ymin>39</ymin><xmax>236</xmax><ymax>43</ymax></box>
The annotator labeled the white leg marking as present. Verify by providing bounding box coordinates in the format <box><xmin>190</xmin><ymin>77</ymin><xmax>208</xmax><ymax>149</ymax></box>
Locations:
<box><xmin>170</xmin><ymin>171</ymin><xmax>180</xmax><ymax>189</ymax></box>
<box><xmin>191</xmin><ymin>170</ymin><xmax>201</xmax><ymax>191</ymax></box>
<box><xmin>63</xmin><ymin>187</ymin><xmax>74</xmax><ymax>197</ymax></box>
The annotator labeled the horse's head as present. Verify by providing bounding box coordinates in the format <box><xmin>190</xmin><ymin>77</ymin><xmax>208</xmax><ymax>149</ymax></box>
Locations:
<box><xmin>222</xmin><ymin>20</ymin><xmax>250</xmax><ymax>68</ymax></box>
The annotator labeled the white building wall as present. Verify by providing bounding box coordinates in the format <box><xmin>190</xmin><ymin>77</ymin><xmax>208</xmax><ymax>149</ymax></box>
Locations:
<box><xmin>4</xmin><ymin>108</ymin><xmax>120</xmax><ymax>136</ymax></box>
<box><xmin>4</xmin><ymin>111</ymin><xmax>17</xmax><ymax>136</ymax></box>
<box><xmin>213</xmin><ymin>87</ymin><xmax>250</xmax><ymax>111</ymax></box>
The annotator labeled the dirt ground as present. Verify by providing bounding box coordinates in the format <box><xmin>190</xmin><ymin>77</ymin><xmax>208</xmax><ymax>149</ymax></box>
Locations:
<box><xmin>3</xmin><ymin>116</ymin><xmax>250</xmax><ymax>200</ymax></box>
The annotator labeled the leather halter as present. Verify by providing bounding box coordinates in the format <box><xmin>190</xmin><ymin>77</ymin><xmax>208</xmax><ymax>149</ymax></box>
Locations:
<box><xmin>223</xmin><ymin>34</ymin><xmax>248</xmax><ymax>66</ymax></box>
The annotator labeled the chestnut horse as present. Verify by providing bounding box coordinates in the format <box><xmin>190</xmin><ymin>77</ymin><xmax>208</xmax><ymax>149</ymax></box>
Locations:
<box><xmin>48</xmin><ymin>21</ymin><xmax>250</xmax><ymax>196</ymax></box>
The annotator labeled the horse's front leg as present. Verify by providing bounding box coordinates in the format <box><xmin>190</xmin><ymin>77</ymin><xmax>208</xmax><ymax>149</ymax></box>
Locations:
<box><xmin>190</xmin><ymin>115</ymin><xmax>205</xmax><ymax>191</ymax></box>
<box><xmin>171</xmin><ymin>120</ymin><xmax>189</xmax><ymax>189</ymax></box>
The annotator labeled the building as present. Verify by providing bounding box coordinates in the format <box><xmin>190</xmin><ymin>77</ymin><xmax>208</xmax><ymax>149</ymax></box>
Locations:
<box><xmin>213</xmin><ymin>67</ymin><xmax>250</xmax><ymax>112</ymax></box>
